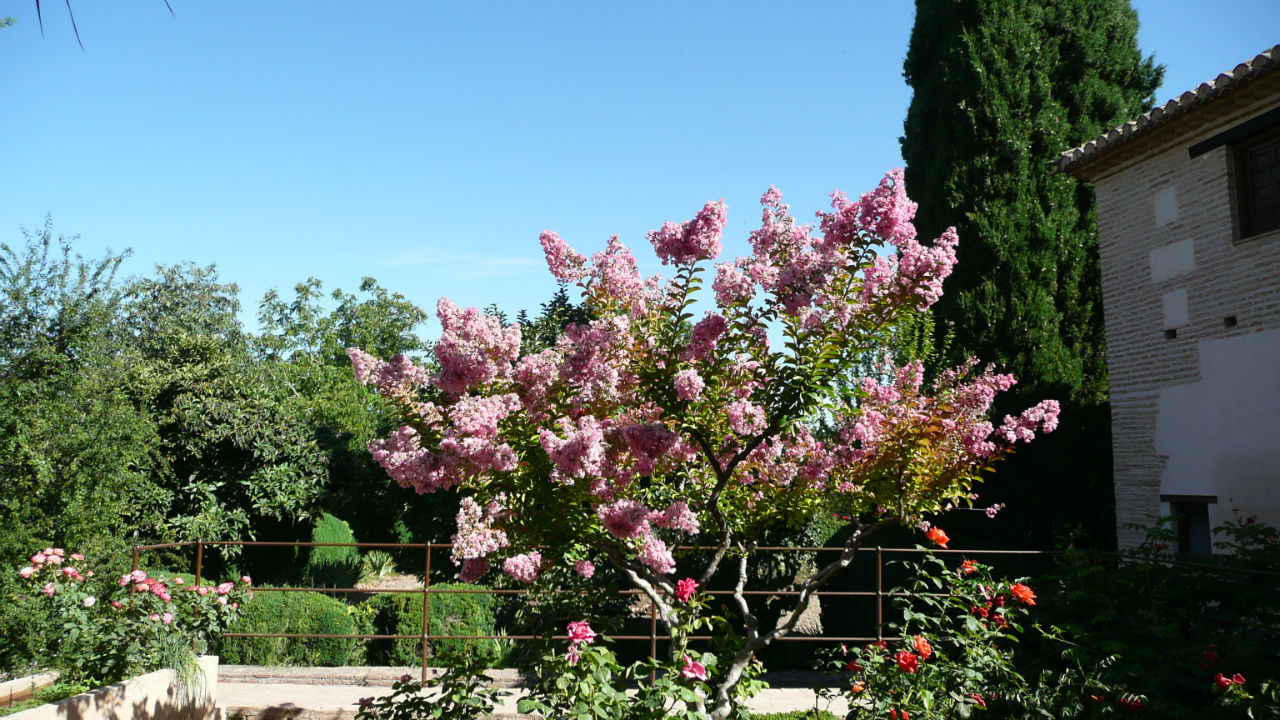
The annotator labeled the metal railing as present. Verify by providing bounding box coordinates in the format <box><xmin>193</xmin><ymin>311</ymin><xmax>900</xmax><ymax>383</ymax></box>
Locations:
<box><xmin>131</xmin><ymin>540</ymin><xmax>1278</xmax><ymax>683</ymax></box>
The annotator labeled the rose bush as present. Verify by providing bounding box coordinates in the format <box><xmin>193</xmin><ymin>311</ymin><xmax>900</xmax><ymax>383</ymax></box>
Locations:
<box><xmin>350</xmin><ymin>170</ymin><xmax>1059</xmax><ymax>718</ymax></box>
<box><xmin>822</xmin><ymin>553</ymin><xmax>1134</xmax><ymax>718</ymax></box>
<box><xmin>17</xmin><ymin>547</ymin><xmax>251</xmax><ymax>686</ymax></box>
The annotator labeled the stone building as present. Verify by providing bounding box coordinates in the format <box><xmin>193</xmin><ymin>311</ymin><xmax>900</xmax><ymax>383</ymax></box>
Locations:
<box><xmin>1057</xmin><ymin>45</ymin><xmax>1280</xmax><ymax>551</ymax></box>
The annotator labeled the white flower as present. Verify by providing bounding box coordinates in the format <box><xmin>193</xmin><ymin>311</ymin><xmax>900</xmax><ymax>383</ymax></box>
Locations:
<box><xmin>83</xmin><ymin>595</ymin><xmax>97</xmax><ymax>607</ymax></box>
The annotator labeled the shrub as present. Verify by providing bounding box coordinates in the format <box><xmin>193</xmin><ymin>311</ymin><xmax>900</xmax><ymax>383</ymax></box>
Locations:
<box><xmin>220</xmin><ymin>590</ymin><xmax>363</xmax><ymax>666</ymax></box>
<box><xmin>362</xmin><ymin>583</ymin><xmax>506</xmax><ymax>666</ymax></box>
<box><xmin>359</xmin><ymin>550</ymin><xmax>398</xmax><ymax>585</ymax></box>
<box><xmin>307</xmin><ymin>513</ymin><xmax>362</xmax><ymax>588</ymax></box>
<box><xmin>1032</xmin><ymin>516</ymin><xmax>1280</xmax><ymax>718</ymax></box>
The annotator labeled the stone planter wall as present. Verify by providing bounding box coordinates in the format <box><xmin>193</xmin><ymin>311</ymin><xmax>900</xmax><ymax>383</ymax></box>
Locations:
<box><xmin>5</xmin><ymin>655</ymin><xmax>218</xmax><ymax>720</ymax></box>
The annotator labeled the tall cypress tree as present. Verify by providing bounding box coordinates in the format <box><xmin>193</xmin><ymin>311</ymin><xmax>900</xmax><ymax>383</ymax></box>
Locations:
<box><xmin>902</xmin><ymin>0</ymin><xmax>1162</xmax><ymax>548</ymax></box>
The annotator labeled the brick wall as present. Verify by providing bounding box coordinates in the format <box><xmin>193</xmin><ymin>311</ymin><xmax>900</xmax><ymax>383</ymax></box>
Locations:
<box><xmin>1091</xmin><ymin>99</ymin><xmax>1280</xmax><ymax>549</ymax></box>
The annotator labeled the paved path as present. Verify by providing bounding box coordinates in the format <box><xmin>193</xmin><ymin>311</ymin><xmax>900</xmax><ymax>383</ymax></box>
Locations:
<box><xmin>217</xmin><ymin>667</ymin><xmax>849</xmax><ymax>719</ymax></box>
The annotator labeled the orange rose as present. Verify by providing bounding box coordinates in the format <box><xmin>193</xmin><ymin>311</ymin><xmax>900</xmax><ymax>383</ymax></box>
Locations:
<box><xmin>925</xmin><ymin>527</ymin><xmax>950</xmax><ymax>548</ymax></box>
<box><xmin>960</xmin><ymin>559</ymin><xmax>977</xmax><ymax>575</ymax></box>
<box><xmin>1009</xmin><ymin>583</ymin><xmax>1036</xmax><ymax>606</ymax></box>
<box><xmin>912</xmin><ymin>635</ymin><xmax>933</xmax><ymax>659</ymax></box>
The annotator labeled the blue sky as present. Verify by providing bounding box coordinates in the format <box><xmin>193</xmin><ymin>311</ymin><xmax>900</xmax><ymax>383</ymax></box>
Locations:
<box><xmin>3</xmin><ymin>1</ymin><xmax>1278</xmax><ymax>334</ymax></box>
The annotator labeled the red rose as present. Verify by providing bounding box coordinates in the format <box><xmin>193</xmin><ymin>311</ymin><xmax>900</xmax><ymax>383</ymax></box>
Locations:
<box><xmin>895</xmin><ymin>650</ymin><xmax>919</xmax><ymax>674</ymax></box>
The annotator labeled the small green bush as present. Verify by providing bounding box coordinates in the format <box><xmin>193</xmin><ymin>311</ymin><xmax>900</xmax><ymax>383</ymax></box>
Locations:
<box><xmin>362</xmin><ymin>583</ymin><xmax>507</xmax><ymax>666</ymax></box>
<box><xmin>220</xmin><ymin>590</ymin><xmax>363</xmax><ymax>666</ymax></box>
<box><xmin>307</xmin><ymin>513</ymin><xmax>361</xmax><ymax>588</ymax></box>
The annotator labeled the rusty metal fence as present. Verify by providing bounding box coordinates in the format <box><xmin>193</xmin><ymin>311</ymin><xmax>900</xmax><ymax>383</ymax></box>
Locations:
<box><xmin>130</xmin><ymin>540</ymin><xmax>1278</xmax><ymax>682</ymax></box>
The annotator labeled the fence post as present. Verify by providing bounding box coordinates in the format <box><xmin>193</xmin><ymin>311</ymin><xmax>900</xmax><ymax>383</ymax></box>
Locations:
<box><xmin>131</xmin><ymin>545</ymin><xmax>139</xmax><ymax>573</ymax></box>
<box><xmin>650</xmin><ymin>600</ymin><xmax>658</xmax><ymax>683</ymax></box>
<box><xmin>422</xmin><ymin>544</ymin><xmax>432</xmax><ymax>683</ymax></box>
<box><xmin>194</xmin><ymin>539</ymin><xmax>204</xmax><ymax>587</ymax></box>
<box><xmin>875</xmin><ymin>546</ymin><xmax>883</xmax><ymax>642</ymax></box>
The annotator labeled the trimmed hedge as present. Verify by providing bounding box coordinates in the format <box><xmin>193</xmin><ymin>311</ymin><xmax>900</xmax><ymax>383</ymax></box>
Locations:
<box><xmin>220</xmin><ymin>590</ymin><xmax>364</xmax><ymax>666</ymax></box>
<box><xmin>362</xmin><ymin>583</ymin><xmax>506</xmax><ymax>666</ymax></box>
<box><xmin>307</xmin><ymin>513</ymin><xmax>361</xmax><ymax>588</ymax></box>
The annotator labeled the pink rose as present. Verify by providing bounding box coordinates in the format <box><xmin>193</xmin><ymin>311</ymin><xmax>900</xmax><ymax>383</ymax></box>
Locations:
<box><xmin>566</xmin><ymin>621</ymin><xmax>596</xmax><ymax>645</ymax></box>
<box><xmin>240</xmin><ymin>575</ymin><xmax>252</xmax><ymax>585</ymax></box>
<box><xmin>41</xmin><ymin>583</ymin><xmax>56</xmax><ymax>597</ymax></box>
<box><xmin>675</xmin><ymin>577</ymin><xmax>699</xmax><ymax>603</ymax></box>
<box><xmin>19</xmin><ymin>566</ymin><xmax>34</xmax><ymax>579</ymax></box>
<box><xmin>680</xmin><ymin>654</ymin><xmax>708</xmax><ymax>681</ymax></box>
<box><xmin>216</xmin><ymin>582</ymin><xmax>233</xmax><ymax>595</ymax></box>
<box><xmin>162</xmin><ymin>612</ymin><xmax>174</xmax><ymax>625</ymax></box>
<box><xmin>573</xmin><ymin>560</ymin><xmax>595</xmax><ymax>579</ymax></box>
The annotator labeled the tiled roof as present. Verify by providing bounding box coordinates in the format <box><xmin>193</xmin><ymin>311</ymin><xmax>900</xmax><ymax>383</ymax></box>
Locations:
<box><xmin>1057</xmin><ymin>44</ymin><xmax>1280</xmax><ymax>173</ymax></box>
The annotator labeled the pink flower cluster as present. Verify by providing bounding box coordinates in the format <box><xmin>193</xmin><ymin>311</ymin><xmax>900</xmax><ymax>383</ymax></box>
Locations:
<box><xmin>118</xmin><ymin>570</ymin><xmax>174</xmax><ymax>603</ymax></box>
<box><xmin>540</xmin><ymin>416</ymin><xmax>608</xmax><ymax>481</ymax></box>
<box><xmin>673</xmin><ymin>369</ymin><xmax>704</xmax><ymax>401</ymax></box>
<box><xmin>726</xmin><ymin>399</ymin><xmax>767</xmax><ymax>436</ymax></box>
<box><xmin>684</xmin><ymin>313</ymin><xmax>728</xmax><ymax>361</ymax></box>
<box><xmin>653</xmin><ymin>501</ymin><xmax>701</xmax><ymax>534</ymax></box>
<box><xmin>348</xmin><ymin>349</ymin><xmax>431</xmax><ymax>397</ymax></box>
<box><xmin>503</xmin><ymin>551</ymin><xmax>542</xmax><ymax>584</ymax></box>
<box><xmin>649</xmin><ymin>201</ymin><xmax>728</xmax><ymax>266</ymax></box>
<box><xmin>452</xmin><ymin>497</ymin><xmax>509</xmax><ymax>564</ymax></box>
<box><xmin>22</xmin><ymin>549</ymin><xmax>90</xmax><ymax>584</ymax></box>
<box><xmin>432</xmin><ymin>299</ymin><xmax>521</xmax><ymax>394</ymax></box>
<box><xmin>998</xmin><ymin>400</ymin><xmax>1061</xmax><ymax>442</ymax></box>
<box><xmin>540</xmin><ymin>230</ymin><xmax>586</xmax><ymax>284</ymax></box>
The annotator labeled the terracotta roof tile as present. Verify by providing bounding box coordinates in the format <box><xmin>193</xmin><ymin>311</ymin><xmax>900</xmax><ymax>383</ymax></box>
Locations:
<box><xmin>1057</xmin><ymin>44</ymin><xmax>1280</xmax><ymax>173</ymax></box>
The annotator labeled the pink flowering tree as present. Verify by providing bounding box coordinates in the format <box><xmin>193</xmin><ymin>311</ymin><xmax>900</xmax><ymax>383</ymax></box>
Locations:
<box><xmin>349</xmin><ymin>169</ymin><xmax>1059</xmax><ymax>719</ymax></box>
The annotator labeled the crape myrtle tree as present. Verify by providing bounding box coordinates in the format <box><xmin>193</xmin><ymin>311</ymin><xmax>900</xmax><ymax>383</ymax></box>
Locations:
<box><xmin>349</xmin><ymin>171</ymin><xmax>1060</xmax><ymax>719</ymax></box>
<box><xmin>901</xmin><ymin>0</ymin><xmax>1162</xmax><ymax>547</ymax></box>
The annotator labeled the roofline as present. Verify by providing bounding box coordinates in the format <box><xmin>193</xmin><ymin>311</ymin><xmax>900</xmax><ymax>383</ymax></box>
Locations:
<box><xmin>1057</xmin><ymin>44</ymin><xmax>1280</xmax><ymax>177</ymax></box>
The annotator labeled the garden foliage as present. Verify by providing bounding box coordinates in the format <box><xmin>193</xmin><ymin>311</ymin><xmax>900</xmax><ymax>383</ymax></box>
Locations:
<box><xmin>363</xmin><ymin>582</ymin><xmax>506</xmax><ymax>667</ymax></box>
<box><xmin>15</xmin><ymin>547</ymin><xmax>250</xmax><ymax>687</ymax></box>
<box><xmin>220</xmin><ymin>589</ymin><xmax>363</xmax><ymax>666</ymax></box>
<box><xmin>351</xmin><ymin>172</ymin><xmax>1061</xmax><ymax>718</ymax></box>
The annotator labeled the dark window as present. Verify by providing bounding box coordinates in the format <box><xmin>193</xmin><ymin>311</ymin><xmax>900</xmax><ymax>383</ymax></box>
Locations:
<box><xmin>1236</xmin><ymin>126</ymin><xmax>1280</xmax><ymax>238</ymax></box>
<box><xmin>1161</xmin><ymin>494</ymin><xmax>1216</xmax><ymax>554</ymax></box>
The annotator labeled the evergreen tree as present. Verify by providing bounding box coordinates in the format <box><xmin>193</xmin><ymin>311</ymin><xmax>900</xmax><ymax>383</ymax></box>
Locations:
<box><xmin>901</xmin><ymin>0</ymin><xmax>1162</xmax><ymax>548</ymax></box>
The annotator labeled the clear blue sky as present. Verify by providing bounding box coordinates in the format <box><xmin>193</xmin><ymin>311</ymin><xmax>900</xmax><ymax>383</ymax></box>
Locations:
<box><xmin>3</xmin><ymin>2</ymin><xmax>1277</xmax><ymax>334</ymax></box>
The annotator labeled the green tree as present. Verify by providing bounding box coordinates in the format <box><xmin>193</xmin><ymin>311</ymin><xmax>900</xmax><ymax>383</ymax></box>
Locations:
<box><xmin>901</xmin><ymin>0</ymin><xmax>1162</xmax><ymax>548</ymax></box>
<box><xmin>0</xmin><ymin>224</ymin><xmax>164</xmax><ymax>671</ymax></box>
<box><xmin>257</xmin><ymin>277</ymin><xmax>443</xmax><ymax>547</ymax></box>
<box><xmin>121</xmin><ymin>264</ymin><xmax>329</xmax><ymax>555</ymax></box>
